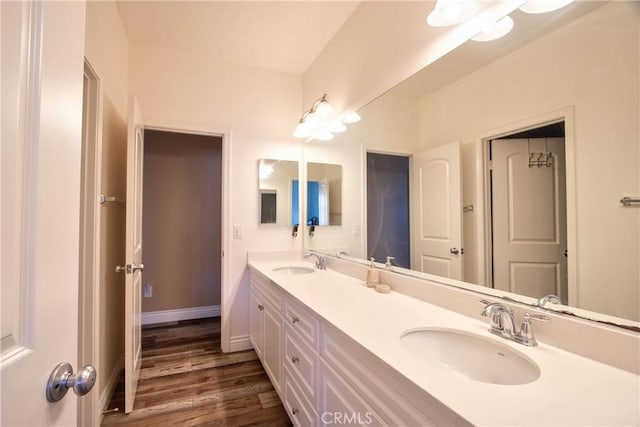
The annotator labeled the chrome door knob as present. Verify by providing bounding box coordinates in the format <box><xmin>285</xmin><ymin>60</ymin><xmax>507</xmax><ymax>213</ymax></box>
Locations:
<box><xmin>450</xmin><ymin>247</ymin><xmax>459</xmax><ymax>255</ymax></box>
<box><xmin>131</xmin><ymin>263</ymin><xmax>144</xmax><ymax>273</ymax></box>
<box><xmin>46</xmin><ymin>363</ymin><xmax>96</xmax><ymax>402</ymax></box>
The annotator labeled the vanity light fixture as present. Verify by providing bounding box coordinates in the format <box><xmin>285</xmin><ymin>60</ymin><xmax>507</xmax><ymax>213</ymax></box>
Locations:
<box><xmin>293</xmin><ymin>94</ymin><xmax>360</xmax><ymax>142</ymax></box>
<box><xmin>259</xmin><ymin>159</ymin><xmax>276</xmax><ymax>179</ymax></box>
<box><xmin>519</xmin><ymin>0</ymin><xmax>574</xmax><ymax>14</ymax></box>
<box><xmin>427</xmin><ymin>0</ymin><xmax>478</xmax><ymax>27</ymax></box>
<box><xmin>471</xmin><ymin>15</ymin><xmax>514</xmax><ymax>42</ymax></box>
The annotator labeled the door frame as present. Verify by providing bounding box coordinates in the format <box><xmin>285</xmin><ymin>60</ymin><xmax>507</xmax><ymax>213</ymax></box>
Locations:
<box><xmin>362</xmin><ymin>146</ymin><xmax>413</xmax><ymax>265</ymax></box>
<box><xmin>78</xmin><ymin>59</ymin><xmax>103</xmax><ymax>427</ymax></box>
<box><xmin>143</xmin><ymin>121</ymin><xmax>231</xmax><ymax>351</ymax></box>
<box><xmin>474</xmin><ymin>107</ymin><xmax>577</xmax><ymax>304</ymax></box>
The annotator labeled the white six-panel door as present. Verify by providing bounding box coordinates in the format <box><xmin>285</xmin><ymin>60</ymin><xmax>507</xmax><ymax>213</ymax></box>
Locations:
<box><xmin>1</xmin><ymin>1</ymin><xmax>86</xmax><ymax>425</ymax></box>
<box><xmin>491</xmin><ymin>138</ymin><xmax>567</xmax><ymax>300</ymax></box>
<box><xmin>124</xmin><ymin>97</ymin><xmax>145</xmax><ymax>413</ymax></box>
<box><xmin>411</xmin><ymin>141</ymin><xmax>463</xmax><ymax>280</ymax></box>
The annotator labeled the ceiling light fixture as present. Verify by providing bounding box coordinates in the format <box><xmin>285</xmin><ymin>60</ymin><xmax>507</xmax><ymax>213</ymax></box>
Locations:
<box><xmin>519</xmin><ymin>0</ymin><xmax>574</xmax><ymax>14</ymax></box>
<box><xmin>427</xmin><ymin>0</ymin><xmax>478</xmax><ymax>27</ymax></box>
<box><xmin>471</xmin><ymin>16</ymin><xmax>514</xmax><ymax>42</ymax></box>
<box><xmin>293</xmin><ymin>94</ymin><xmax>361</xmax><ymax>142</ymax></box>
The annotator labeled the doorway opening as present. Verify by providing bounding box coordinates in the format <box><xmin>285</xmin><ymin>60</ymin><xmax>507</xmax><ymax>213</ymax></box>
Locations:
<box><xmin>140</xmin><ymin>129</ymin><xmax>223</xmax><ymax>325</ymax></box>
<box><xmin>485</xmin><ymin>121</ymin><xmax>568</xmax><ymax>303</ymax></box>
<box><xmin>366</xmin><ymin>151</ymin><xmax>411</xmax><ymax>268</ymax></box>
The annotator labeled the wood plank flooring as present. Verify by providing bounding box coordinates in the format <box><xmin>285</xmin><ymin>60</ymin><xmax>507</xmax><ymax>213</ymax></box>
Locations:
<box><xmin>102</xmin><ymin>318</ymin><xmax>292</xmax><ymax>426</ymax></box>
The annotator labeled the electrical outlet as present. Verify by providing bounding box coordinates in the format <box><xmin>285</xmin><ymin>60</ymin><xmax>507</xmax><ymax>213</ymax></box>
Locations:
<box><xmin>233</xmin><ymin>225</ymin><xmax>243</xmax><ymax>239</ymax></box>
<box><xmin>144</xmin><ymin>283</ymin><xmax>153</xmax><ymax>298</ymax></box>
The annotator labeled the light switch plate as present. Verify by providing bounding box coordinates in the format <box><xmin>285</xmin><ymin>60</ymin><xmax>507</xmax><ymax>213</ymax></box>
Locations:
<box><xmin>233</xmin><ymin>225</ymin><xmax>243</xmax><ymax>239</ymax></box>
<box><xmin>353</xmin><ymin>224</ymin><xmax>361</xmax><ymax>238</ymax></box>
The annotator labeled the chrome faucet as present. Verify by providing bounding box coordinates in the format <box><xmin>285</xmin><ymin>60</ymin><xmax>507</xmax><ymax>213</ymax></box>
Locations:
<box><xmin>480</xmin><ymin>300</ymin><xmax>551</xmax><ymax>346</ymax></box>
<box><xmin>535</xmin><ymin>294</ymin><xmax>561</xmax><ymax>307</ymax></box>
<box><xmin>480</xmin><ymin>302</ymin><xmax>517</xmax><ymax>338</ymax></box>
<box><xmin>304</xmin><ymin>253</ymin><xmax>326</xmax><ymax>270</ymax></box>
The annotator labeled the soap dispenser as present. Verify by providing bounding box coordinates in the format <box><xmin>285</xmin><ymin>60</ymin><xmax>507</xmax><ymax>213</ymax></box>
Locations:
<box><xmin>366</xmin><ymin>257</ymin><xmax>379</xmax><ymax>288</ymax></box>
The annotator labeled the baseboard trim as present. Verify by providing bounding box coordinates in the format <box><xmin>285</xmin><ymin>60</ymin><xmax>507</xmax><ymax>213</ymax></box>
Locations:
<box><xmin>141</xmin><ymin>305</ymin><xmax>221</xmax><ymax>325</ymax></box>
<box><xmin>98</xmin><ymin>354</ymin><xmax>124</xmax><ymax>423</ymax></box>
<box><xmin>229</xmin><ymin>335</ymin><xmax>252</xmax><ymax>352</ymax></box>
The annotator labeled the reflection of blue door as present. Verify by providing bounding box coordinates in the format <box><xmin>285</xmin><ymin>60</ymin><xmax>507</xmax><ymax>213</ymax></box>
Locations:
<box><xmin>367</xmin><ymin>152</ymin><xmax>410</xmax><ymax>268</ymax></box>
<box><xmin>292</xmin><ymin>181</ymin><xmax>299</xmax><ymax>226</ymax></box>
<box><xmin>307</xmin><ymin>181</ymin><xmax>319</xmax><ymax>225</ymax></box>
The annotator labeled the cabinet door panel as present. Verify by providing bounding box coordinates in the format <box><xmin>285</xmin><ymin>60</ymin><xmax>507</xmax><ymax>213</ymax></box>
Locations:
<box><xmin>263</xmin><ymin>304</ymin><xmax>283</xmax><ymax>393</ymax></box>
<box><xmin>249</xmin><ymin>287</ymin><xmax>264</xmax><ymax>358</ymax></box>
<box><xmin>319</xmin><ymin>361</ymin><xmax>386</xmax><ymax>427</ymax></box>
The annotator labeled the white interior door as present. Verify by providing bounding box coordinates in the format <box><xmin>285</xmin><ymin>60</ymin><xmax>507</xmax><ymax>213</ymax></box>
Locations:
<box><xmin>411</xmin><ymin>141</ymin><xmax>463</xmax><ymax>280</ymax></box>
<box><xmin>124</xmin><ymin>97</ymin><xmax>145</xmax><ymax>413</ymax></box>
<box><xmin>491</xmin><ymin>138</ymin><xmax>567</xmax><ymax>301</ymax></box>
<box><xmin>1</xmin><ymin>1</ymin><xmax>88</xmax><ymax>425</ymax></box>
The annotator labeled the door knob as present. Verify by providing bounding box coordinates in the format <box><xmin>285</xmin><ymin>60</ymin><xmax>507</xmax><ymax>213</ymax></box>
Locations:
<box><xmin>46</xmin><ymin>363</ymin><xmax>96</xmax><ymax>402</ymax></box>
<box><xmin>450</xmin><ymin>247</ymin><xmax>459</xmax><ymax>255</ymax></box>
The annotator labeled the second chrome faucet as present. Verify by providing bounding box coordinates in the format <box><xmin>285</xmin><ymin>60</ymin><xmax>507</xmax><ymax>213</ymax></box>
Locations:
<box><xmin>480</xmin><ymin>300</ymin><xmax>550</xmax><ymax>346</ymax></box>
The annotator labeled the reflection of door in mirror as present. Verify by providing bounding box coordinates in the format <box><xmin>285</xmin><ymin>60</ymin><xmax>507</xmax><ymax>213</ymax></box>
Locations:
<box><xmin>412</xmin><ymin>142</ymin><xmax>463</xmax><ymax>280</ymax></box>
<box><xmin>489</xmin><ymin>130</ymin><xmax>567</xmax><ymax>303</ymax></box>
<box><xmin>367</xmin><ymin>152</ymin><xmax>410</xmax><ymax>268</ymax></box>
<box><xmin>260</xmin><ymin>190</ymin><xmax>277</xmax><ymax>224</ymax></box>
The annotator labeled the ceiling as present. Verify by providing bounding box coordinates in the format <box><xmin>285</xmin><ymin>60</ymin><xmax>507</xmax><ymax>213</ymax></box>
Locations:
<box><xmin>116</xmin><ymin>1</ymin><xmax>361</xmax><ymax>74</ymax></box>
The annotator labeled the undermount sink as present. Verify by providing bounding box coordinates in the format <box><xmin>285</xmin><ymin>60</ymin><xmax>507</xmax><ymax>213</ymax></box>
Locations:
<box><xmin>272</xmin><ymin>266</ymin><xmax>316</xmax><ymax>275</ymax></box>
<box><xmin>400</xmin><ymin>328</ymin><xmax>540</xmax><ymax>385</ymax></box>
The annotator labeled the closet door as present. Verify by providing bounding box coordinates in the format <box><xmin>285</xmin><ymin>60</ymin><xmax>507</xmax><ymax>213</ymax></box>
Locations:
<box><xmin>491</xmin><ymin>138</ymin><xmax>567</xmax><ymax>300</ymax></box>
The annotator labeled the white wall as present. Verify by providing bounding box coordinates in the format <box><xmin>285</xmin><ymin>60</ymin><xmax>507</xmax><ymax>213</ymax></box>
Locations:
<box><xmin>418</xmin><ymin>2</ymin><xmax>639</xmax><ymax>320</ymax></box>
<box><xmin>128</xmin><ymin>41</ymin><xmax>303</xmax><ymax>346</ymax></box>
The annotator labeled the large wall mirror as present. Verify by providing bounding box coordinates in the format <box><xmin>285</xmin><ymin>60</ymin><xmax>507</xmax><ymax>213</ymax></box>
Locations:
<box><xmin>258</xmin><ymin>159</ymin><xmax>299</xmax><ymax>227</ymax></box>
<box><xmin>306</xmin><ymin>1</ymin><xmax>639</xmax><ymax>327</ymax></box>
<box><xmin>306</xmin><ymin>162</ymin><xmax>343</xmax><ymax>226</ymax></box>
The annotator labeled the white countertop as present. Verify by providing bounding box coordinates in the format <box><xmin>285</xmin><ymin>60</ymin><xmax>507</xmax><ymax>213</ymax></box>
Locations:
<box><xmin>248</xmin><ymin>258</ymin><xmax>640</xmax><ymax>426</ymax></box>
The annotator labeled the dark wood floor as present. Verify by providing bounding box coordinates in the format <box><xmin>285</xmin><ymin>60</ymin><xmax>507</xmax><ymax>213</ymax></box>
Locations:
<box><xmin>102</xmin><ymin>318</ymin><xmax>292</xmax><ymax>426</ymax></box>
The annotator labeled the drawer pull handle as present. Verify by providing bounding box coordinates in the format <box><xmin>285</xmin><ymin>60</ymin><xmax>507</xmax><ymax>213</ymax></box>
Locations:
<box><xmin>292</xmin><ymin>408</ymin><xmax>299</xmax><ymax>416</ymax></box>
<box><xmin>291</xmin><ymin>316</ymin><xmax>299</xmax><ymax>324</ymax></box>
<box><xmin>291</xmin><ymin>356</ymin><xmax>299</xmax><ymax>364</ymax></box>
<box><xmin>258</xmin><ymin>304</ymin><xmax>264</xmax><ymax>311</ymax></box>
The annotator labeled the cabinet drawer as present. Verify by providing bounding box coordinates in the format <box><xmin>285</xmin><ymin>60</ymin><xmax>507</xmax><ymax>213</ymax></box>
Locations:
<box><xmin>284</xmin><ymin>366</ymin><xmax>317</xmax><ymax>427</ymax></box>
<box><xmin>251</xmin><ymin>270</ymin><xmax>283</xmax><ymax>312</ymax></box>
<box><xmin>284</xmin><ymin>299</ymin><xmax>319</xmax><ymax>348</ymax></box>
<box><xmin>285</xmin><ymin>324</ymin><xmax>319</xmax><ymax>407</ymax></box>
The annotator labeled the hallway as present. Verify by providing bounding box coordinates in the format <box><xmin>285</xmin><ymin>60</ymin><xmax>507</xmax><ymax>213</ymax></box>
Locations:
<box><xmin>102</xmin><ymin>318</ymin><xmax>291</xmax><ymax>426</ymax></box>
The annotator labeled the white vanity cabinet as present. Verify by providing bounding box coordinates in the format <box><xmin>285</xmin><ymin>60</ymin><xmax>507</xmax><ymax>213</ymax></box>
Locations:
<box><xmin>249</xmin><ymin>271</ymin><xmax>284</xmax><ymax>395</ymax></box>
<box><xmin>249</xmin><ymin>267</ymin><xmax>468</xmax><ymax>426</ymax></box>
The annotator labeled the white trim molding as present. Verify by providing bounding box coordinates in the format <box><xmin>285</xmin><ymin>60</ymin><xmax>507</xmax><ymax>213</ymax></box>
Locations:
<box><xmin>229</xmin><ymin>335</ymin><xmax>252</xmax><ymax>352</ymax></box>
<box><xmin>98</xmin><ymin>354</ymin><xmax>124</xmax><ymax>424</ymax></box>
<box><xmin>141</xmin><ymin>305</ymin><xmax>221</xmax><ymax>325</ymax></box>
